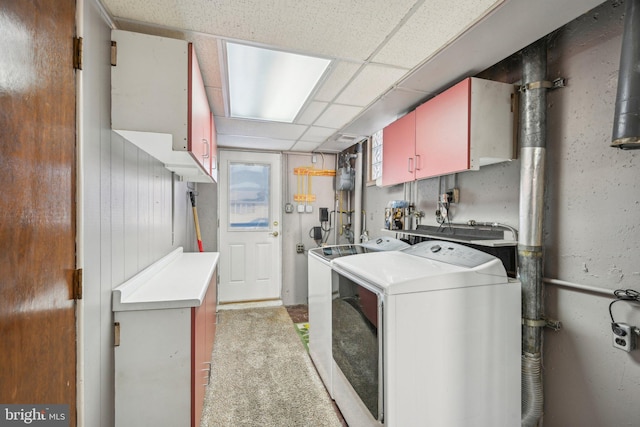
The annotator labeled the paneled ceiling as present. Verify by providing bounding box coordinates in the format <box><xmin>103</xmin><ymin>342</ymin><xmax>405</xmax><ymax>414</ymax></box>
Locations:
<box><xmin>101</xmin><ymin>0</ymin><xmax>604</xmax><ymax>153</ymax></box>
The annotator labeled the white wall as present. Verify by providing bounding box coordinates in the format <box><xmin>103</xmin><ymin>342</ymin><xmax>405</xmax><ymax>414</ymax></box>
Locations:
<box><xmin>363</xmin><ymin>2</ymin><xmax>640</xmax><ymax>425</ymax></box>
<box><xmin>80</xmin><ymin>2</ymin><xmax>195</xmax><ymax>425</ymax></box>
<box><xmin>281</xmin><ymin>153</ymin><xmax>338</xmax><ymax>305</ymax></box>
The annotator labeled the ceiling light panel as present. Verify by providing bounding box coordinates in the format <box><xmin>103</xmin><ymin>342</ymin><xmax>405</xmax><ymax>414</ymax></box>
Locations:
<box><xmin>226</xmin><ymin>42</ymin><xmax>330</xmax><ymax>122</ymax></box>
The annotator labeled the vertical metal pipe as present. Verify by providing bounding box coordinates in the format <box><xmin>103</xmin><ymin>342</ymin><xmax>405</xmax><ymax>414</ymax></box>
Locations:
<box><xmin>353</xmin><ymin>143</ymin><xmax>363</xmax><ymax>244</ymax></box>
<box><xmin>519</xmin><ymin>38</ymin><xmax>547</xmax><ymax>427</ymax></box>
<box><xmin>611</xmin><ymin>0</ymin><xmax>640</xmax><ymax>149</ymax></box>
<box><xmin>519</xmin><ymin>39</ymin><xmax>547</xmax><ymax>353</ymax></box>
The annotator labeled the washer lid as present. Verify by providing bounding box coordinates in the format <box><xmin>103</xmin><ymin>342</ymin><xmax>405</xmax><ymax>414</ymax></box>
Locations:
<box><xmin>332</xmin><ymin>245</ymin><xmax>507</xmax><ymax>295</ymax></box>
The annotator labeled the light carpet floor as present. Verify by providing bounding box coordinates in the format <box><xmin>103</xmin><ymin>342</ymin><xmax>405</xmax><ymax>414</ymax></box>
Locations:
<box><xmin>200</xmin><ymin>306</ymin><xmax>343</xmax><ymax>427</ymax></box>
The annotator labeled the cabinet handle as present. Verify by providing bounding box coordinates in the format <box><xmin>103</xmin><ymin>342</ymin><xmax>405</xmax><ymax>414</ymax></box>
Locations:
<box><xmin>415</xmin><ymin>154</ymin><xmax>421</xmax><ymax>170</ymax></box>
<box><xmin>202</xmin><ymin>138</ymin><xmax>210</xmax><ymax>159</ymax></box>
<box><xmin>407</xmin><ymin>157</ymin><xmax>414</xmax><ymax>173</ymax></box>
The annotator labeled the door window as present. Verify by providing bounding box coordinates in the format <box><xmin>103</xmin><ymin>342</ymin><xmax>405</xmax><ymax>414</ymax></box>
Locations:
<box><xmin>228</xmin><ymin>162</ymin><xmax>271</xmax><ymax>230</ymax></box>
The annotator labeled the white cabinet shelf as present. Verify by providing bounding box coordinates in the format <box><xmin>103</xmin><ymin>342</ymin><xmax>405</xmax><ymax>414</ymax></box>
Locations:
<box><xmin>111</xmin><ymin>30</ymin><xmax>217</xmax><ymax>183</ymax></box>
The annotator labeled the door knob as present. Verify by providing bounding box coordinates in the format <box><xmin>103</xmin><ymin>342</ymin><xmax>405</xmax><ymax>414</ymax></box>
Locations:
<box><xmin>271</xmin><ymin>231</ymin><xmax>279</xmax><ymax>237</ymax></box>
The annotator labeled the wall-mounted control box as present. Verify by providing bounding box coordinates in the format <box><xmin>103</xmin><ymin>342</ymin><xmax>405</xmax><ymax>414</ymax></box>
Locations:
<box><xmin>319</xmin><ymin>207</ymin><xmax>329</xmax><ymax>222</ymax></box>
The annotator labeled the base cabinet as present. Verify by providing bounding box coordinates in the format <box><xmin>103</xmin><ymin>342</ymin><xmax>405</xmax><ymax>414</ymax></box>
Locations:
<box><xmin>114</xmin><ymin>275</ymin><xmax>216</xmax><ymax>427</ymax></box>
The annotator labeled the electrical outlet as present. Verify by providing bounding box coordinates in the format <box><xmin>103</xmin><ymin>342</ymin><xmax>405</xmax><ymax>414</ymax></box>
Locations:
<box><xmin>612</xmin><ymin>322</ymin><xmax>637</xmax><ymax>352</ymax></box>
<box><xmin>297</xmin><ymin>204</ymin><xmax>305</xmax><ymax>213</ymax></box>
<box><xmin>449</xmin><ymin>188</ymin><xmax>460</xmax><ymax>203</ymax></box>
<box><xmin>285</xmin><ymin>203</ymin><xmax>294</xmax><ymax>213</ymax></box>
<box><xmin>306</xmin><ymin>205</ymin><xmax>313</xmax><ymax>213</ymax></box>
<box><xmin>296</xmin><ymin>243</ymin><xmax>304</xmax><ymax>254</ymax></box>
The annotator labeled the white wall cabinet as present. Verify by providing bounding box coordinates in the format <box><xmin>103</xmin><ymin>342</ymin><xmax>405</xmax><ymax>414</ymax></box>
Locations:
<box><xmin>113</xmin><ymin>248</ymin><xmax>219</xmax><ymax>427</ymax></box>
<box><xmin>111</xmin><ymin>30</ymin><xmax>216</xmax><ymax>183</ymax></box>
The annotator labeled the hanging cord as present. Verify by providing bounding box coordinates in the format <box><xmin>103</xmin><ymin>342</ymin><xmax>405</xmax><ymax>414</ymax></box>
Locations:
<box><xmin>609</xmin><ymin>288</ymin><xmax>640</xmax><ymax>326</ymax></box>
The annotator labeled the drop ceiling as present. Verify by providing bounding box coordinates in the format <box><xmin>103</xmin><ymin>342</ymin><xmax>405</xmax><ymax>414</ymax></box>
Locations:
<box><xmin>100</xmin><ymin>0</ymin><xmax>605</xmax><ymax>153</ymax></box>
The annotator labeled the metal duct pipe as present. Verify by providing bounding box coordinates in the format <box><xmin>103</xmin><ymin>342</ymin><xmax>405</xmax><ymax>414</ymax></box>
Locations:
<box><xmin>353</xmin><ymin>142</ymin><xmax>363</xmax><ymax>244</ymax></box>
<box><xmin>521</xmin><ymin>354</ymin><xmax>544</xmax><ymax>426</ymax></box>
<box><xmin>612</xmin><ymin>0</ymin><xmax>640</xmax><ymax>149</ymax></box>
<box><xmin>519</xmin><ymin>38</ymin><xmax>547</xmax><ymax>427</ymax></box>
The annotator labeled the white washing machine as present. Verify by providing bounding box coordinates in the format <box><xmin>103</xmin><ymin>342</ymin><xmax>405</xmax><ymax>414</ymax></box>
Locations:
<box><xmin>307</xmin><ymin>237</ymin><xmax>409</xmax><ymax>398</ymax></box>
<box><xmin>330</xmin><ymin>240</ymin><xmax>521</xmax><ymax>427</ymax></box>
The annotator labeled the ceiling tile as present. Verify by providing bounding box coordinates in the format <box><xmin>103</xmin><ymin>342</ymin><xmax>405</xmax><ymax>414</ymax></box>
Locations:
<box><xmin>104</xmin><ymin>0</ymin><xmax>418</xmax><ymax>60</ymax></box>
<box><xmin>314</xmin><ymin>104</ymin><xmax>363</xmax><ymax>129</ymax></box>
<box><xmin>373</xmin><ymin>0</ymin><xmax>502</xmax><ymax>69</ymax></box>
<box><xmin>335</xmin><ymin>64</ymin><xmax>409</xmax><ymax>107</ymax></box>
<box><xmin>190</xmin><ymin>34</ymin><xmax>222</xmax><ymax>87</ymax></box>
<box><xmin>206</xmin><ymin>87</ymin><xmax>226</xmax><ymax>117</ymax></box>
<box><xmin>342</xmin><ymin>87</ymin><xmax>432</xmax><ymax>136</ymax></box>
<box><xmin>215</xmin><ymin>117</ymin><xmax>308</xmax><ymax>140</ymax></box>
<box><xmin>314</xmin><ymin>61</ymin><xmax>362</xmax><ymax>102</ymax></box>
<box><xmin>300</xmin><ymin>126</ymin><xmax>337</xmax><ymax>143</ymax></box>
<box><xmin>296</xmin><ymin>101</ymin><xmax>329</xmax><ymax>125</ymax></box>
<box><xmin>217</xmin><ymin>135</ymin><xmax>296</xmax><ymax>151</ymax></box>
<box><xmin>290</xmin><ymin>141</ymin><xmax>323</xmax><ymax>152</ymax></box>
<box><xmin>115</xmin><ymin>19</ymin><xmax>186</xmax><ymax>39</ymax></box>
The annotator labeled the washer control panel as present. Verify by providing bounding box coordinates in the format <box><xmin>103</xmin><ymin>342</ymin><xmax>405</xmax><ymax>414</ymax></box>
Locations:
<box><xmin>402</xmin><ymin>240</ymin><xmax>497</xmax><ymax>268</ymax></box>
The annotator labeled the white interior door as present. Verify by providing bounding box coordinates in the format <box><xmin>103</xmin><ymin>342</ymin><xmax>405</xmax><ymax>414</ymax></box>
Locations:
<box><xmin>218</xmin><ymin>150</ymin><xmax>282</xmax><ymax>303</ymax></box>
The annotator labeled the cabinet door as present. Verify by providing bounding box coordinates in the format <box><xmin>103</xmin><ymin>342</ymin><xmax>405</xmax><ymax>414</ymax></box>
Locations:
<box><xmin>191</xmin><ymin>277</ymin><xmax>217</xmax><ymax>427</ymax></box>
<box><xmin>191</xmin><ymin>302</ymin><xmax>207</xmax><ymax>427</ymax></box>
<box><xmin>188</xmin><ymin>43</ymin><xmax>212</xmax><ymax>176</ymax></box>
<box><xmin>210</xmin><ymin>113</ymin><xmax>218</xmax><ymax>182</ymax></box>
<box><xmin>382</xmin><ymin>111</ymin><xmax>416</xmax><ymax>186</ymax></box>
<box><xmin>416</xmin><ymin>78</ymin><xmax>470</xmax><ymax>179</ymax></box>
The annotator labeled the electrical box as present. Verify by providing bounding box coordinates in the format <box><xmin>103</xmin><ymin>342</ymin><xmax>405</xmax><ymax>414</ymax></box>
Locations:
<box><xmin>319</xmin><ymin>207</ymin><xmax>329</xmax><ymax>222</ymax></box>
<box><xmin>336</xmin><ymin>167</ymin><xmax>355</xmax><ymax>191</ymax></box>
<box><xmin>313</xmin><ymin>226</ymin><xmax>322</xmax><ymax>241</ymax></box>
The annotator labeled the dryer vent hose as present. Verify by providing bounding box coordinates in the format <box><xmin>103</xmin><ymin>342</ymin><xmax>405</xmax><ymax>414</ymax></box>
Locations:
<box><xmin>522</xmin><ymin>353</ymin><xmax>543</xmax><ymax>427</ymax></box>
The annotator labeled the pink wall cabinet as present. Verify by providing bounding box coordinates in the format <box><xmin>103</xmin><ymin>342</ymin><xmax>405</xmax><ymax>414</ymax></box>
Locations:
<box><xmin>381</xmin><ymin>77</ymin><xmax>515</xmax><ymax>186</ymax></box>
<box><xmin>415</xmin><ymin>77</ymin><xmax>516</xmax><ymax>179</ymax></box>
<box><xmin>382</xmin><ymin>111</ymin><xmax>416</xmax><ymax>186</ymax></box>
<box><xmin>111</xmin><ymin>30</ymin><xmax>216</xmax><ymax>183</ymax></box>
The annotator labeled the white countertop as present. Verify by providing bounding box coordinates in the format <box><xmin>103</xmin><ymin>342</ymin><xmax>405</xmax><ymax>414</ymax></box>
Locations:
<box><xmin>112</xmin><ymin>247</ymin><xmax>219</xmax><ymax>312</ymax></box>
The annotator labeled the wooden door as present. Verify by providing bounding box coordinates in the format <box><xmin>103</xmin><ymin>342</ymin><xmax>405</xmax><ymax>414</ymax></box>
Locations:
<box><xmin>0</xmin><ymin>1</ymin><xmax>77</xmax><ymax>425</ymax></box>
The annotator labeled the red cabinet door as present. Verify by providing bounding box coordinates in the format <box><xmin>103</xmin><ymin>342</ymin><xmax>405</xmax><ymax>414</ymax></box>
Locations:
<box><xmin>191</xmin><ymin>278</ymin><xmax>216</xmax><ymax>427</ymax></box>
<box><xmin>382</xmin><ymin>111</ymin><xmax>416</xmax><ymax>186</ymax></box>
<box><xmin>188</xmin><ymin>43</ymin><xmax>212</xmax><ymax>176</ymax></box>
<box><xmin>416</xmin><ymin>78</ymin><xmax>471</xmax><ymax>179</ymax></box>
